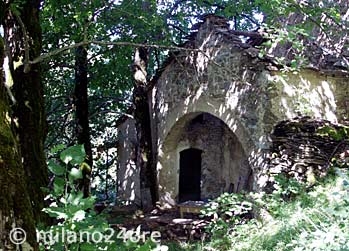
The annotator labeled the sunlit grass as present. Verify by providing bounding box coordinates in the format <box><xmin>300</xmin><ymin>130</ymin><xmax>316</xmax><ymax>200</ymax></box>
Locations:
<box><xmin>170</xmin><ymin>168</ymin><xmax>349</xmax><ymax>251</ymax></box>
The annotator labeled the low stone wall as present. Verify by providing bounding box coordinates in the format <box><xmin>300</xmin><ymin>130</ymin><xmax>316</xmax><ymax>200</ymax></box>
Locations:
<box><xmin>261</xmin><ymin>117</ymin><xmax>349</xmax><ymax>190</ymax></box>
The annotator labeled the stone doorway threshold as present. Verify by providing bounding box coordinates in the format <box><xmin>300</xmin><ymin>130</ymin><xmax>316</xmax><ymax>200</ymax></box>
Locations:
<box><xmin>109</xmin><ymin>206</ymin><xmax>209</xmax><ymax>241</ymax></box>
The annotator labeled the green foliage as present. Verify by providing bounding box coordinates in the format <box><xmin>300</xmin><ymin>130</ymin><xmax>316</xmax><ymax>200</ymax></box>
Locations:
<box><xmin>200</xmin><ymin>193</ymin><xmax>253</xmax><ymax>250</ymax></box>
<box><xmin>60</xmin><ymin>144</ymin><xmax>86</xmax><ymax>165</ymax></box>
<box><xmin>192</xmin><ymin>167</ymin><xmax>349</xmax><ymax>251</ymax></box>
<box><xmin>273</xmin><ymin>174</ymin><xmax>305</xmax><ymax>199</ymax></box>
<box><xmin>41</xmin><ymin>145</ymin><xmax>114</xmax><ymax>250</ymax></box>
<box><xmin>42</xmin><ymin>145</ymin><xmax>166</xmax><ymax>251</ymax></box>
<box><xmin>199</xmin><ymin>178</ymin><xmax>303</xmax><ymax>250</ymax></box>
<box><xmin>287</xmin><ymin>171</ymin><xmax>349</xmax><ymax>250</ymax></box>
<box><xmin>9</xmin><ymin>0</ymin><xmax>25</xmax><ymax>16</ymax></box>
<box><xmin>262</xmin><ymin>174</ymin><xmax>308</xmax><ymax>218</ymax></box>
<box><xmin>317</xmin><ymin>125</ymin><xmax>349</xmax><ymax>141</ymax></box>
<box><xmin>201</xmin><ymin>193</ymin><xmax>253</xmax><ymax>221</ymax></box>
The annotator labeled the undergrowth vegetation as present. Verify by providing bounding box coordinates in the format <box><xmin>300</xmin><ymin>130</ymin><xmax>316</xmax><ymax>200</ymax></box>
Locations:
<box><xmin>44</xmin><ymin>143</ymin><xmax>349</xmax><ymax>251</ymax></box>
<box><xmin>192</xmin><ymin>167</ymin><xmax>349</xmax><ymax>251</ymax></box>
<box><xmin>42</xmin><ymin>145</ymin><xmax>166</xmax><ymax>251</ymax></box>
<box><xmin>172</xmin><ymin>124</ymin><xmax>349</xmax><ymax>251</ymax></box>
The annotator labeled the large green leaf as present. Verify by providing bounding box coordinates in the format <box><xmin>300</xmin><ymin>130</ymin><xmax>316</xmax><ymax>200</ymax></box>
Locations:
<box><xmin>53</xmin><ymin>177</ymin><xmax>66</xmax><ymax>195</ymax></box>
<box><xmin>60</xmin><ymin>145</ymin><xmax>86</xmax><ymax>165</ymax></box>
<box><xmin>69</xmin><ymin>167</ymin><xmax>83</xmax><ymax>180</ymax></box>
<box><xmin>72</xmin><ymin>210</ymin><xmax>86</xmax><ymax>222</ymax></box>
<box><xmin>48</xmin><ymin>159</ymin><xmax>65</xmax><ymax>176</ymax></box>
<box><xmin>43</xmin><ymin>207</ymin><xmax>68</xmax><ymax>219</ymax></box>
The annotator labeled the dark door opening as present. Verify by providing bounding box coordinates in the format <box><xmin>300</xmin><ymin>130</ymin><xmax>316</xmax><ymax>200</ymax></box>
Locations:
<box><xmin>178</xmin><ymin>148</ymin><xmax>202</xmax><ymax>203</ymax></box>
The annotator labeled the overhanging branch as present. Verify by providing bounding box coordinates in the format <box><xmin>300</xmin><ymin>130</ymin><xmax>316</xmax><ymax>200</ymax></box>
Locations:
<box><xmin>27</xmin><ymin>40</ymin><xmax>210</xmax><ymax>69</ymax></box>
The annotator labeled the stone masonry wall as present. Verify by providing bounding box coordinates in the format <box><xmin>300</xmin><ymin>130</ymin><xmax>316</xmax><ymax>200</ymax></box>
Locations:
<box><xmin>153</xmin><ymin>17</ymin><xmax>349</xmax><ymax>205</ymax></box>
<box><xmin>116</xmin><ymin>16</ymin><xmax>349</xmax><ymax>207</ymax></box>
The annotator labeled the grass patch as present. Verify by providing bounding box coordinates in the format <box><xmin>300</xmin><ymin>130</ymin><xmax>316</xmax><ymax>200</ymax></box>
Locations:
<box><xmin>173</xmin><ymin>168</ymin><xmax>349</xmax><ymax>251</ymax></box>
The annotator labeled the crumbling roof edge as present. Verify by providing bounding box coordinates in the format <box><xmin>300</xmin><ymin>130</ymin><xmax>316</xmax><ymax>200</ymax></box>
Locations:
<box><xmin>148</xmin><ymin>14</ymin><xmax>349</xmax><ymax>91</ymax></box>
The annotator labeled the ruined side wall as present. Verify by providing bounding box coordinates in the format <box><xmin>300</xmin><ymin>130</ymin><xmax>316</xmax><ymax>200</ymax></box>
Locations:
<box><xmin>263</xmin><ymin>117</ymin><xmax>349</xmax><ymax>192</ymax></box>
<box><xmin>116</xmin><ymin>118</ymin><xmax>140</xmax><ymax>205</ymax></box>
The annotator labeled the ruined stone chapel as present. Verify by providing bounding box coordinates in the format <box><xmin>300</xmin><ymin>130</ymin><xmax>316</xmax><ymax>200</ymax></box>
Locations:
<box><xmin>116</xmin><ymin>15</ymin><xmax>349</xmax><ymax>208</ymax></box>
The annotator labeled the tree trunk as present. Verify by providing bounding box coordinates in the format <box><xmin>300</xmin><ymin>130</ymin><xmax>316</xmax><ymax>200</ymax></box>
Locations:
<box><xmin>4</xmin><ymin>0</ymin><xmax>49</xmax><ymax>225</ymax></box>
<box><xmin>74</xmin><ymin>46</ymin><xmax>93</xmax><ymax>197</ymax></box>
<box><xmin>133</xmin><ymin>48</ymin><xmax>158</xmax><ymax>206</ymax></box>
<box><xmin>0</xmin><ymin>33</ymin><xmax>38</xmax><ymax>251</ymax></box>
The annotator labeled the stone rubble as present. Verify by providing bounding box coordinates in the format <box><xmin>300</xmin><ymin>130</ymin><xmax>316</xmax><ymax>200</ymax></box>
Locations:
<box><xmin>263</xmin><ymin>116</ymin><xmax>349</xmax><ymax>190</ymax></box>
<box><xmin>110</xmin><ymin>207</ymin><xmax>209</xmax><ymax>241</ymax></box>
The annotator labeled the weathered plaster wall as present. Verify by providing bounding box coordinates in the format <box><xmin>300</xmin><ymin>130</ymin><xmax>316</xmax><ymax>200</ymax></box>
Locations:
<box><xmin>154</xmin><ymin>72</ymin><xmax>268</xmax><ymax>205</ymax></box>
<box><xmin>269</xmin><ymin>70</ymin><xmax>349</xmax><ymax>123</ymax></box>
<box><xmin>116</xmin><ymin>118</ymin><xmax>140</xmax><ymax>205</ymax></box>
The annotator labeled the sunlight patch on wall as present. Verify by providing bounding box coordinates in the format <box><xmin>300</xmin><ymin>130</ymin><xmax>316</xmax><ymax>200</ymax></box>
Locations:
<box><xmin>3</xmin><ymin>57</ymin><xmax>13</xmax><ymax>88</ymax></box>
<box><xmin>270</xmin><ymin>71</ymin><xmax>340</xmax><ymax>123</ymax></box>
<box><xmin>320</xmin><ymin>80</ymin><xmax>337</xmax><ymax>122</ymax></box>
<box><xmin>195</xmin><ymin>51</ymin><xmax>210</xmax><ymax>73</ymax></box>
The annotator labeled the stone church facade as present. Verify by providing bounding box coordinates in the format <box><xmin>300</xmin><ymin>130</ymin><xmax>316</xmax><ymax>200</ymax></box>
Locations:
<box><xmin>117</xmin><ymin>15</ymin><xmax>349</xmax><ymax>207</ymax></box>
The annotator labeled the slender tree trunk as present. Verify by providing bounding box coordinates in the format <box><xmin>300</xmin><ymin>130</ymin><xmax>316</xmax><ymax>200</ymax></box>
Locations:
<box><xmin>4</xmin><ymin>0</ymin><xmax>48</xmax><ymax>225</ymax></box>
<box><xmin>0</xmin><ymin>31</ymin><xmax>38</xmax><ymax>251</ymax></box>
<box><xmin>133</xmin><ymin>47</ymin><xmax>158</xmax><ymax>206</ymax></box>
<box><xmin>74</xmin><ymin>46</ymin><xmax>93</xmax><ymax>197</ymax></box>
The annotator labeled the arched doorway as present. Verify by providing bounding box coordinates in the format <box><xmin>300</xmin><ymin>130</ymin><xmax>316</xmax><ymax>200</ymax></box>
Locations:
<box><xmin>158</xmin><ymin>112</ymin><xmax>253</xmax><ymax>205</ymax></box>
<box><xmin>178</xmin><ymin>148</ymin><xmax>202</xmax><ymax>203</ymax></box>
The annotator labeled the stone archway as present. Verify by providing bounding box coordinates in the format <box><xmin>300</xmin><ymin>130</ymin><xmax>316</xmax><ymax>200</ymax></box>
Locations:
<box><xmin>157</xmin><ymin>112</ymin><xmax>252</xmax><ymax>205</ymax></box>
